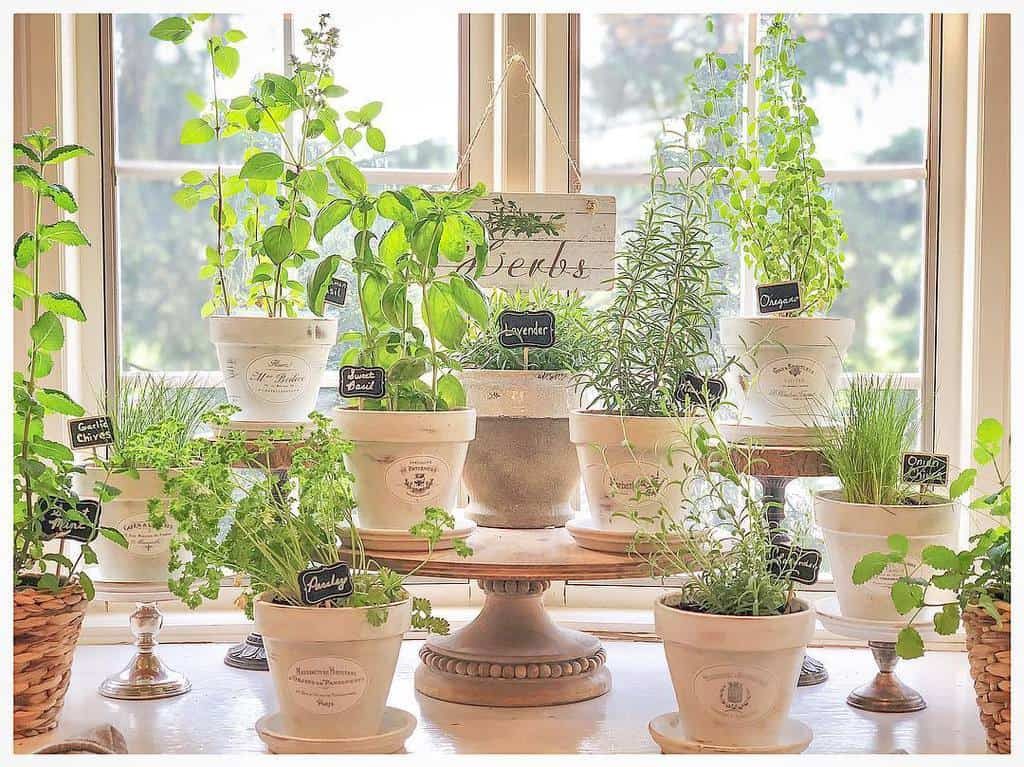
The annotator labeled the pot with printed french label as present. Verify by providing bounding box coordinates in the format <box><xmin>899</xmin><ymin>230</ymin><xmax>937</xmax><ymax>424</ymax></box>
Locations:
<box><xmin>255</xmin><ymin>595</ymin><xmax>411</xmax><ymax>739</ymax></box>
<box><xmin>209</xmin><ymin>315</ymin><xmax>338</xmax><ymax>425</ymax></box>
<box><xmin>719</xmin><ymin>316</ymin><xmax>854</xmax><ymax>428</ymax></box>
<box><xmin>655</xmin><ymin>594</ymin><xmax>815</xmax><ymax>748</ymax></box>
<box><xmin>331</xmin><ymin>408</ymin><xmax>476</xmax><ymax>531</ymax></box>
<box><xmin>813</xmin><ymin>489</ymin><xmax>959</xmax><ymax>621</ymax></box>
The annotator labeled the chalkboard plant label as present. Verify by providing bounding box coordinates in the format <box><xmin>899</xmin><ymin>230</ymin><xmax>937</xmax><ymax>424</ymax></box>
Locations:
<box><xmin>298</xmin><ymin>562</ymin><xmax>354</xmax><ymax>605</ymax></box>
<box><xmin>674</xmin><ymin>372</ymin><xmax>726</xmax><ymax>410</ymax></box>
<box><xmin>38</xmin><ymin>497</ymin><xmax>102</xmax><ymax>543</ymax></box>
<box><xmin>497</xmin><ymin>309</ymin><xmax>556</xmax><ymax>349</ymax></box>
<box><xmin>768</xmin><ymin>542</ymin><xmax>822</xmax><ymax>585</ymax></box>
<box><xmin>324</xmin><ymin>278</ymin><xmax>348</xmax><ymax>307</ymax></box>
<box><xmin>901</xmin><ymin>452</ymin><xmax>950</xmax><ymax>486</ymax></box>
<box><xmin>756</xmin><ymin>281</ymin><xmax>802</xmax><ymax>315</ymax></box>
<box><xmin>339</xmin><ymin>366</ymin><xmax>386</xmax><ymax>399</ymax></box>
<box><xmin>68</xmin><ymin>415</ymin><xmax>115</xmax><ymax>450</ymax></box>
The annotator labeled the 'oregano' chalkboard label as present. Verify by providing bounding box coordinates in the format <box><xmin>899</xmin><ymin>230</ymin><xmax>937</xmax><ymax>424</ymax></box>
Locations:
<box><xmin>675</xmin><ymin>372</ymin><xmax>726</xmax><ymax>410</ymax></box>
<box><xmin>68</xmin><ymin>416</ymin><xmax>115</xmax><ymax>449</ymax></box>
<box><xmin>901</xmin><ymin>452</ymin><xmax>949</xmax><ymax>486</ymax></box>
<box><xmin>497</xmin><ymin>309</ymin><xmax>556</xmax><ymax>349</ymax></box>
<box><xmin>757</xmin><ymin>281</ymin><xmax>802</xmax><ymax>315</ymax></box>
<box><xmin>298</xmin><ymin>562</ymin><xmax>354</xmax><ymax>605</ymax></box>
<box><xmin>325</xmin><ymin>278</ymin><xmax>348</xmax><ymax>307</ymax></box>
<box><xmin>769</xmin><ymin>543</ymin><xmax>822</xmax><ymax>586</ymax></box>
<box><xmin>39</xmin><ymin>497</ymin><xmax>102</xmax><ymax>543</ymax></box>
<box><xmin>339</xmin><ymin>366</ymin><xmax>386</xmax><ymax>399</ymax></box>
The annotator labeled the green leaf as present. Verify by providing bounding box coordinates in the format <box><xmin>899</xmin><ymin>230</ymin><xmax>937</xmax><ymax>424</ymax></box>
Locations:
<box><xmin>99</xmin><ymin>527</ymin><xmax>129</xmax><ymax>548</ymax></box>
<box><xmin>173</xmin><ymin>187</ymin><xmax>200</xmax><ymax>209</ymax></box>
<box><xmin>32</xmin><ymin>437</ymin><xmax>74</xmax><ymax>462</ymax></box>
<box><xmin>895</xmin><ymin>626</ymin><xmax>925</xmax><ymax>659</ymax></box>
<box><xmin>14</xmin><ymin>142</ymin><xmax>40</xmax><ymax>162</ymax></box>
<box><xmin>949</xmin><ymin>468</ymin><xmax>977</xmax><ymax>499</ymax></box>
<box><xmin>77</xmin><ymin>570</ymin><xmax>95</xmax><ymax>600</ymax></box>
<box><xmin>376</xmin><ymin>190</ymin><xmax>414</xmax><ymax>225</ymax></box>
<box><xmin>180</xmin><ymin>118</ymin><xmax>215</xmax><ymax>144</ymax></box>
<box><xmin>887</xmin><ymin>534</ymin><xmax>908</xmax><ymax>557</ymax></box>
<box><xmin>238</xmin><ymin>151</ymin><xmax>284</xmax><ymax>180</ymax></box>
<box><xmin>325</xmin><ymin>157</ymin><xmax>366</xmax><ymax>196</ymax></box>
<box><xmin>424</xmin><ymin>283</ymin><xmax>466</xmax><ymax>349</ymax></box>
<box><xmin>14</xmin><ymin>164</ymin><xmax>47</xmax><ymax>192</ymax></box>
<box><xmin>366</xmin><ymin>126</ymin><xmax>386</xmax><ymax>152</ymax></box>
<box><xmin>976</xmin><ymin>418</ymin><xmax>1003</xmax><ymax>445</ymax></box>
<box><xmin>40</xmin><ymin>292</ymin><xmax>86</xmax><ymax>322</ymax></box>
<box><xmin>36</xmin><ymin>388</ymin><xmax>85</xmax><ymax>416</ymax></box>
<box><xmin>39</xmin><ymin>220</ymin><xmax>89</xmax><ymax>247</ymax></box>
<box><xmin>359</xmin><ymin>101</ymin><xmax>383</xmax><ymax>122</ymax></box>
<box><xmin>306</xmin><ymin>254</ymin><xmax>341</xmax><ymax>316</ymax></box>
<box><xmin>379</xmin><ymin>224</ymin><xmax>409</xmax><ymax>268</ymax></box>
<box><xmin>262</xmin><ymin>225</ymin><xmax>293</xmax><ymax>265</ymax></box>
<box><xmin>44</xmin><ymin>144</ymin><xmax>93</xmax><ymax>165</ymax></box>
<box><xmin>224</xmin><ymin>29</ymin><xmax>247</xmax><ymax>43</ymax></box>
<box><xmin>438</xmin><ymin>215</ymin><xmax>467</xmax><ymax>261</ymax></box>
<box><xmin>449</xmin><ymin>274</ymin><xmax>489</xmax><ymax>327</ymax></box>
<box><xmin>186</xmin><ymin>90</ymin><xmax>206</xmax><ymax>111</ymax></box>
<box><xmin>43</xmin><ymin>183</ymin><xmax>78</xmax><ymax>212</ymax></box>
<box><xmin>213</xmin><ymin>45</ymin><xmax>240</xmax><ymax>77</ymax></box>
<box><xmin>30</xmin><ymin>311</ymin><xmax>65</xmax><ymax>352</ymax></box>
<box><xmin>388</xmin><ymin>357</ymin><xmax>428</xmax><ymax>383</ymax></box>
<box><xmin>921</xmin><ymin>545</ymin><xmax>959</xmax><ymax>572</ymax></box>
<box><xmin>933</xmin><ymin>603</ymin><xmax>960</xmax><ymax>635</ymax></box>
<box><xmin>181</xmin><ymin>169</ymin><xmax>205</xmax><ymax>185</ymax></box>
<box><xmin>14</xmin><ymin>233</ymin><xmax>35</xmax><ymax>268</ymax></box>
<box><xmin>149</xmin><ymin>16</ymin><xmax>193</xmax><ymax>43</ymax></box>
<box><xmin>890</xmin><ymin>579</ymin><xmax>923</xmax><ymax>615</ymax></box>
<box><xmin>437</xmin><ymin>372</ymin><xmax>466</xmax><ymax>408</ymax></box>
<box><xmin>296</xmin><ymin>169</ymin><xmax>329</xmax><ymax>205</ymax></box>
<box><xmin>289</xmin><ymin>218</ymin><xmax>312</xmax><ymax>252</ymax></box>
<box><xmin>36</xmin><ymin>573</ymin><xmax>60</xmax><ymax>592</ymax></box>
<box><xmin>851</xmin><ymin>552</ymin><xmax>888</xmax><ymax>585</ymax></box>
<box><xmin>313</xmin><ymin>199</ymin><xmax>353</xmax><ymax>243</ymax></box>
<box><xmin>342</xmin><ymin>127</ymin><xmax>361</xmax><ymax>149</ymax></box>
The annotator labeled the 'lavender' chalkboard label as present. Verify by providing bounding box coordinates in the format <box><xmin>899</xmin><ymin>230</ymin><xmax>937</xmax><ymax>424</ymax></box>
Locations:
<box><xmin>497</xmin><ymin>309</ymin><xmax>555</xmax><ymax>349</ymax></box>
<box><xmin>339</xmin><ymin>366</ymin><xmax>386</xmax><ymax>399</ymax></box>
<box><xmin>757</xmin><ymin>281</ymin><xmax>802</xmax><ymax>314</ymax></box>
<box><xmin>298</xmin><ymin>562</ymin><xmax>354</xmax><ymax>605</ymax></box>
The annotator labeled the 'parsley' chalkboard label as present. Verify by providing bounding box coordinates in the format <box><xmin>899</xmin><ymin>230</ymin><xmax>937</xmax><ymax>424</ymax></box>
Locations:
<box><xmin>298</xmin><ymin>562</ymin><xmax>354</xmax><ymax>605</ymax></box>
<box><xmin>497</xmin><ymin>309</ymin><xmax>556</xmax><ymax>349</ymax></box>
<box><xmin>675</xmin><ymin>372</ymin><xmax>726</xmax><ymax>410</ymax></box>
<box><xmin>68</xmin><ymin>416</ymin><xmax>115</xmax><ymax>449</ymax></box>
<box><xmin>325</xmin><ymin>278</ymin><xmax>348</xmax><ymax>307</ymax></box>
<box><xmin>339</xmin><ymin>366</ymin><xmax>386</xmax><ymax>399</ymax></box>
<box><xmin>901</xmin><ymin>452</ymin><xmax>949</xmax><ymax>486</ymax></box>
<box><xmin>757</xmin><ymin>281</ymin><xmax>802</xmax><ymax>315</ymax></box>
<box><xmin>39</xmin><ymin>497</ymin><xmax>102</xmax><ymax>543</ymax></box>
<box><xmin>769</xmin><ymin>543</ymin><xmax>822</xmax><ymax>586</ymax></box>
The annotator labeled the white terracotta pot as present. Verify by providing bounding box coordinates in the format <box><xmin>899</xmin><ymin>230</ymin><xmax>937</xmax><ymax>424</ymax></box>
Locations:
<box><xmin>655</xmin><ymin>595</ymin><xmax>815</xmax><ymax>748</ymax></box>
<box><xmin>255</xmin><ymin>596</ymin><xmax>411</xmax><ymax>739</ymax></box>
<box><xmin>209</xmin><ymin>315</ymin><xmax>337</xmax><ymax>424</ymax></box>
<box><xmin>813</xmin><ymin>489</ymin><xmax>960</xmax><ymax>621</ymax></box>
<box><xmin>568</xmin><ymin>410</ymin><xmax>699</xmax><ymax>531</ymax></box>
<box><xmin>332</xmin><ymin>408</ymin><xmax>476</xmax><ymax>530</ymax></box>
<box><xmin>719</xmin><ymin>316</ymin><xmax>854</xmax><ymax>427</ymax></box>
<box><xmin>461</xmin><ymin>370</ymin><xmax>581</xmax><ymax>529</ymax></box>
<box><xmin>73</xmin><ymin>467</ymin><xmax>176</xmax><ymax>583</ymax></box>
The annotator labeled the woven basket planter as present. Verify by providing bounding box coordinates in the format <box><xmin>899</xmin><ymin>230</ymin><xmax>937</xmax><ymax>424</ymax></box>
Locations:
<box><xmin>964</xmin><ymin>599</ymin><xmax>1011</xmax><ymax>754</ymax></box>
<box><xmin>13</xmin><ymin>580</ymin><xmax>89</xmax><ymax>739</ymax></box>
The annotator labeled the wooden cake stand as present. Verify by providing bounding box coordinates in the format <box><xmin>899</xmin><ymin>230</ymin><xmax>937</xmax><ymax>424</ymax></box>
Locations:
<box><xmin>358</xmin><ymin>526</ymin><xmax>650</xmax><ymax>707</ymax></box>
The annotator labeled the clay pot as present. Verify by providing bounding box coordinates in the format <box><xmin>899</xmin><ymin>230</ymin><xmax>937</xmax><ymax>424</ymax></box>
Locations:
<box><xmin>655</xmin><ymin>594</ymin><xmax>815</xmax><ymax>748</ymax></box>
<box><xmin>255</xmin><ymin>595</ymin><xmax>411</xmax><ymax>739</ymax></box>
<box><xmin>331</xmin><ymin>408</ymin><xmax>476</xmax><ymax>530</ymax></box>
<box><xmin>719</xmin><ymin>316</ymin><xmax>854</xmax><ymax>427</ymax></box>
<box><xmin>813</xmin><ymin>489</ymin><xmax>959</xmax><ymax>621</ymax></box>
<box><xmin>461</xmin><ymin>370</ymin><xmax>580</xmax><ymax>528</ymax></box>
<box><xmin>209</xmin><ymin>315</ymin><xmax>337</xmax><ymax>424</ymax></box>
<box><xmin>569</xmin><ymin>410</ymin><xmax>699</xmax><ymax>531</ymax></box>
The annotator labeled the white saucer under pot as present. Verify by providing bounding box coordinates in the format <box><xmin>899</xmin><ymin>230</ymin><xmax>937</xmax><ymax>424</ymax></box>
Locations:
<box><xmin>255</xmin><ymin>706</ymin><xmax>416</xmax><ymax>754</ymax></box>
<box><xmin>565</xmin><ymin>517</ymin><xmax>683</xmax><ymax>555</ymax></box>
<box><xmin>649</xmin><ymin>712</ymin><xmax>812</xmax><ymax>754</ymax></box>
<box><xmin>351</xmin><ymin>518</ymin><xmax>476</xmax><ymax>552</ymax></box>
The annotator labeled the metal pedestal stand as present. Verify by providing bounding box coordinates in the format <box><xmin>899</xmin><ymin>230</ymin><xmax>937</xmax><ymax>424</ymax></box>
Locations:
<box><xmin>224</xmin><ymin>633</ymin><xmax>269</xmax><ymax>671</ymax></box>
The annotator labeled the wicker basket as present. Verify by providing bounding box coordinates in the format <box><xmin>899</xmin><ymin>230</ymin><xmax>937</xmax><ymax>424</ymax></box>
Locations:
<box><xmin>13</xmin><ymin>580</ymin><xmax>89</xmax><ymax>739</ymax></box>
<box><xmin>964</xmin><ymin>599</ymin><xmax>1011</xmax><ymax>754</ymax></box>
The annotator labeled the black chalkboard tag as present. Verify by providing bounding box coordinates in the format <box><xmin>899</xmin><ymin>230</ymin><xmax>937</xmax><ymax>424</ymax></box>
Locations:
<box><xmin>757</xmin><ymin>281</ymin><xmax>802</xmax><ymax>315</ymax></box>
<box><xmin>675</xmin><ymin>372</ymin><xmax>726</xmax><ymax>410</ymax></box>
<box><xmin>901</xmin><ymin>452</ymin><xmax>949</xmax><ymax>486</ymax></box>
<box><xmin>339</xmin><ymin>366</ymin><xmax>386</xmax><ymax>399</ymax></box>
<box><xmin>769</xmin><ymin>543</ymin><xmax>822</xmax><ymax>586</ymax></box>
<box><xmin>68</xmin><ymin>416</ymin><xmax>115</xmax><ymax>450</ymax></box>
<box><xmin>38</xmin><ymin>497</ymin><xmax>102</xmax><ymax>543</ymax></box>
<box><xmin>325</xmin><ymin>278</ymin><xmax>348</xmax><ymax>307</ymax></box>
<box><xmin>298</xmin><ymin>562</ymin><xmax>354</xmax><ymax>605</ymax></box>
<box><xmin>497</xmin><ymin>309</ymin><xmax>555</xmax><ymax>349</ymax></box>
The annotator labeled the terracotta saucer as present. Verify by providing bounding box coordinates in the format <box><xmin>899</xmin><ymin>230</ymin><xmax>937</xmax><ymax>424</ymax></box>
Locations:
<box><xmin>255</xmin><ymin>707</ymin><xmax>416</xmax><ymax>754</ymax></box>
<box><xmin>351</xmin><ymin>518</ymin><xmax>476</xmax><ymax>552</ymax></box>
<box><xmin>648</xmin><ymin>712</ymin><xmax>812</xmax><ymax>754</ymax></box>
<box><xmin>565</xmin><ymin>517</ymin><xmax>677</xmax><ymax>555</ymax></box>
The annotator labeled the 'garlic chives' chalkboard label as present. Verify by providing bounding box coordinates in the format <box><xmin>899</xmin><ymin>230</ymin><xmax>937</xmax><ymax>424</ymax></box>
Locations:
<box><xmin>757</xmin><ymin>281</ymin><xmax>802</xmax><ymax>315</ymax></box>
<box><xmin>768</xmin><ymin>543</ymin><xmax>822</xmax><ymax>586</ymax></box>
<box><xmin>325</xmin><ymin>278</ymin><xmax>348</xmax><ymax>307</ymax></box>
<box><xmin>68</xmin><ymin>416</ymin><xmax>115</xmax><ymax>449</ymax></box>
<box><xmin>497</xmin><ymin>309</ymin><xmax>556</xmax><ymax>349</ymax></box>
<box><xmin>901</xmin><ymin>452</ymin><xmax>949</xmax><ymax>486</ymax></box>
<box><xmin>675</xmin><ymin>372</ymin><xmax>726</xmax><ymax>410</ymax></box>
<box><xmin>339</xmin><ymin>366</ymin><xmax>386</xmax><ymax>399</ymax></box>
<box><xmin>298</xmin><ymin>562</ymin><xmax>354</xmax><ymax>605</ymax></box>
<box><xmin>38</xmin><ymin>497</ymin><xmax>102</xmax><ymax>543</ymax></box>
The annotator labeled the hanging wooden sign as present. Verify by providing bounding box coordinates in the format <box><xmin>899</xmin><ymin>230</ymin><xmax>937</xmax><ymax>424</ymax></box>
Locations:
<box><xmin>438</xmin><ymin>193</ymin><xmax>616</xmax><ymax>291</ymax></box>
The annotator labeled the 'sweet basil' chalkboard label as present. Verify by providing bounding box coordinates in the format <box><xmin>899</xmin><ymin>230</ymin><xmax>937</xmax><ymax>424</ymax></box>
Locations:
<box><xmin>768</xmin><ymin>542</ymin><xmax>822</xmax><ymax>586</ymax></box>
<box><xmin>324</xmin><ymin>278</ymin><xmax>348</xmax><ymax>307</ymax></box>
<box><xmin>901</xmin><ymin>452</ymin><xmax>949</xmax><ymax>486</ymax></box>
<box><xmin>68</xmin><ymin>416</ymin><xmax>115</xmax><ymax>449</ymax></box>
<box><xmin>497</xmin><ymin>309</ymin><xmax>556</xmax><ymax>349</ymax></box>
<box><xmin>38</xmin><ymin>497</ymin><xmax>102</xmax><ymax>543</ymax></box>
<box><xmin>339</xmin><ymin>366</ymin><xmax>386</xmax><ymax>399</ymax></box>
<box><xmin>675</xmin><ymin>372</ymin><xmax>726</xmax><ymax>410</ymax></box>
<box><xmin>757</xmin><ymin>281</ymin><xmax>802</xmax><ymax>315</ymax></box>
<box><xmin>298</xmin><ymin>562</ymin><xmax>354</xmax><ymax>605</ymax></box>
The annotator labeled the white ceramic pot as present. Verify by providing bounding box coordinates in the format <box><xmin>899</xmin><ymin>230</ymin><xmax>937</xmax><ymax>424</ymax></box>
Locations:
<box><xmin>719</xmin><ymin>316</ymin><xmax>854</xmax><ymax>427</ymax></box>
<box><xmin>255</xmin><ymin>595</ymin><xmax>411</xmax><ymax>739</ymax></box>
<box><xmin>73</xmin><ymin>467</ymin><xmax>176</xmax><ymax>583</ymax></box>
<box><xmin>813</xmin><ymin>489</ymin><xmax>960</xmax><ymax>621</ymax></box>
<box><xmin>461</xmin><ymin>370</ymin><xmax>581</xmax><ymax>529</ymax></box>
<box><xmin>209</xmin><ymin>315</ymin><xmax>337</xmax><ymax>424</ymax></box>
<box><xmin>568</xmin><ymin>410</ymin><xmax>699</xmax><ymax>531</ymax></box>
<box><xmin>655</xmin><ymin>594</ymin><xmax>815</xmax><ymax>748</ymax></box>
<box><xmin>332</xmin><ymin>408</ymin><xmax>476</xmax><ymax>530</ymax></box>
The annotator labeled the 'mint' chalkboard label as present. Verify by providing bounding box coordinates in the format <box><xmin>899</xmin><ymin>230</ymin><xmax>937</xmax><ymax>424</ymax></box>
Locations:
<box><xmin>68</xmin><ymin>416</ymin><xmax>115</xmax><ymax>449</ymax></box>
<box><xmin>497</xmin><ymin>309</ymin><xmax>555</xmax><ymax>349</ymax></box>
<box><xmin>325</xmin><ymin>278</ymin><xmax>348</xmax><ymax>307</ymax></box>
<box><xmin>339</xmin><ymin>366</ymin><xmax>386</xmax><ymax>399</ymax></box>
<box><xmin>769</xmin><ymin>543</ymin><xmax>822</xmax><ymax>586</ymax></box>
<box><xmin>39</xmin><ymin>497</ymin><xmax>102</xmax><ymax>543</ymax></box>
<box><xmin>901</xmin><ymin>452</ymin><xmax>949</xmax><ymax>486</ymax></box>
<box><xmin>757</xmin><ymin>281</ymin><xmax>802</xmax><ymax>315</ymax></box>
<box><xmin>675</xmin><ymin>372</ymin><xmax>726</xmax><ymax>410</ymax></box>
<box><xmin>298</xmin><ymin>562</ymin><xmax>354</xmax><ymax>605</ymax></box>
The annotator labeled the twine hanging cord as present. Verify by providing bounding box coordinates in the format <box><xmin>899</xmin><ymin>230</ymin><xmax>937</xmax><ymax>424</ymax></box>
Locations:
<box><xmin>451</xmin><ymin>52</ymin><xmax>584</xmax><ymax>193</ymax></box>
